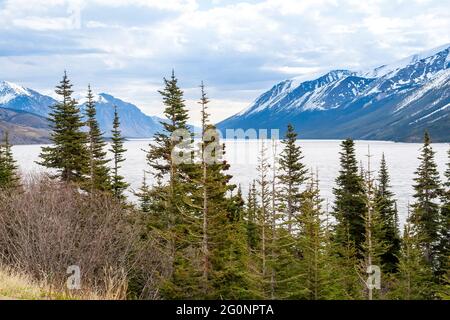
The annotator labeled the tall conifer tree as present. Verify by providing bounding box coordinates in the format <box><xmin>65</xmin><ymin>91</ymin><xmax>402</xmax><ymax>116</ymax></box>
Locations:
<box><xmin>333</xmin><ymin>139</ymin><xmax>367</xmax><ymax>251</ymax></box>
<box><xmin>437</xmin><ymin>147</ymin><xmax>450</xmax><ymax>279</ymax></box>
<box><xmin>0</xmin><ymin>132</ymin><xmax>20</xmax><ymax>189</ymax></box>
<box><xmin>38</xmin><ymin>72</ymin><xmax>88</xmax><ymax>184</ymax></box>
<box><xmin>109</xmin><ymin>105</ymin><xmax>129</xmax><ymax>201</ymax></box>
<box><xmin>410</xmin><ymin>131</ymin><xmax>442</xmax><ymax>268</ymax></box>
<box><xmin>85</xmin><ymin>85</ymin><xmax>110</xmax><ymax>193</ymax></box>
<box><xmin>374</xmin><ymin>153</ymin><xmax>401</xmax><ymax>273</ymax></box>
<box><xmin>278</xmin><ymin>124</ymin><xmax>308</xmax><ymax>233</ymax></box>
<box><xmin>390</xmin><ymin>215</ymin><xmax>435</xmax><ymax>300</ymax></box>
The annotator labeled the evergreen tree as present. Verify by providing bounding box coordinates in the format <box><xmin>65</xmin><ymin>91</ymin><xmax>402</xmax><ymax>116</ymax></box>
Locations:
<box><xmin>374</xmin><ymin>153</ymin><xmax>401</xmax><ymax>273</ymax></box>
<box><xmin>145</xmin><ymin>70</ymin><xmax>191</xmax><ymax>229</ymax></box>
<box><xmin>360</xmin><ymin>148</ymin><xmax>389</xmax><ymax>300</ymax></box>
<box><xmin>296</xmin><ymin>173</ymin><xmax>334</xmax><ymax>299</ymax></box>
<box><xmin>255</xmin><ymin>140</ymin><xmax>273</xmax><ymax>298</ymax></box>
<box><xmin>245</xmin><ymin>180</ymin><xmax>260</xmax><ymax>250</ymax></box>
<box><xmin>333</xmin><ymin>139</ymin><xmax>367</xmax><ymax>251</ymax></box>
<box><xmin>0</xmin><ymin>132</ymin><xmax>20</xmax><ymax>189</ymax></box>
<box><xmin>188</xmin><ymin>83</ymin><xmax>256</xmax><ymax>299</ymax></box>
<box><xmin>410</xmin><ymin>131</ymin><xmax>442</xmax><ymax>268</ymax></box>
<box><xmin>109</xmin><ymin>105</ymin><xmax>129</xmax><ymax>201</ymax></box>
<box><xmin>135</xmin><ymin>171</ymin><xmax>152</xmax><ymax>213</ymax></box>
<box><xmin>38</xmin><ymin>72</ymin><xmax>88</xmax><ymax>184</ymax></box>
<box><xmin>145</xmin><ymin>71</ymin><xmax>196</xmax><ymax>299</ymax></box>
<box><xmin>437</xmin><ymin>147</ymin><xmax>450</xmax><ymax>279</ymax></box>
<box><xmin>390</xmin><ymin>216</ymin><xmax>435</xmax><ymax>300</ymax></box>
<box><xmin>85</xmin><ymin>85</ymin><xmax>110</xmax><ymax>193</ymax></box>
<box><xmin>278</xmin><ymin>124</ymin><xmax>308</xmax><ymax>233</ymax></box>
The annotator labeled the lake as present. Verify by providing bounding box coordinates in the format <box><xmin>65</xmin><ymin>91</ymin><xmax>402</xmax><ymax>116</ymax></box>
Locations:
<box><xmin>12</xmin><ymin>139</ymin><xmax>449</xmax><ymax>227</ymax></box>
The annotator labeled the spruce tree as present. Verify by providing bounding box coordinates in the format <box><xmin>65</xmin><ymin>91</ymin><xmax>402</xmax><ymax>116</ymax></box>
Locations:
<box><xmin>255</xmin><ymin>140</ymin><xmax>274</xmax><ymax>298</ymax></box>
<box><xmin>273</xmin><ymin>124</ymin><xmax>309</xmax><ymax>299</ymax></box>
<box><xmin>207</xmin><ymin>141</ymin><xmax>256</xmax><ymax>299</ymax></box>
<box><xmin>0</xmin><ymin>132</ymin><xmax>20</xmax><ymax>189</ymax></box>
<box><xmin>146</xmin><ymin>70</ymin><xmax>191</xmax><ymax>229</ymax></box>
<box><xmin>374</xmin><ymin>153</ymin><xmax>401</xmax><ymax>273</ymax></box>
<box><xmin>145</xmin><ymin>71</ymin><xmax>196</xmax><ymax>299</ymax></box>
<box><xmin>85</xmin><ymin>85</ymin><xmax>110</xmax><ymax>193</ymax></box>
<box><xmin>333</xmin><ymin>139</ymin><xmax>367</xmax><ymax>251</ymax></box>
<box><xmin>360</xmin><ymin>148</ymin><xmax>388</xmax><ymax>300</ymax></box>
<box><xmin>409</xmin><ymin>131</ymin><xmax>442</xmax><ymax>268</ymax></box>
<box><xmin>390</xmin><ymin>216</ymin><xmax>435</xmax><ymax>300</ymax></box>
<box><xmin>38</xmin><ymin>72</ymin><xmax>88</xmax><ymax>184</ymax></box>
<box><xmin>109</xmin><ymin>105</ymin><xmax>129</xmax><ymax>201</ymax></box>
<box><xmin>437</xmin><ymin>147</ymin><xmax>450</xmax><ymax>280</ymax></box>
<box><xmin>135</xmin><ymin>171</ymin><xmax>152</xmax><ymax>213</ymax></box>
<box><xmin>278</xmin><ymin>124</ymin><xmax>308</xmax><ymax>233</ymax></box>
<box><xmin>296</xmin><ymin>173</ymin><xmax>334</xmax><ymax>299</ymax></box>
<box><xmin>245</xmin><ymin>180</ymin><xmax>260</xmax><ymax>250</ymax></box>
<box><xmin>185</xmin><ymin>83</ymin><xmax>256</xmax><ymax>299</ymax></box>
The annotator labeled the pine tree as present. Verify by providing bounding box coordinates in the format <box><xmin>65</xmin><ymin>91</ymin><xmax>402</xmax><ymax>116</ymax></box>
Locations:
<box><xmin>296</xmin><ymin>172</ymin><xmax>335</xmax><ymax>299</ymax></box>
<box><xmin>85</xmin><ymin>85</ymin><xmax>110</xmax><ymax>193</ymax></box>
<box><xmin>390</xmin><ymin>215</ymin><xmax>435</xmax><ymax>300</ymax></box>
<box><xmin>245</xmin><ymin>180</ymin><xmax>260</xmax><ymax>250</ymax></box>
<box><xmin>409</xmin><ymin>131</ymin><xmax>442</xmax><ymax>268</ymax></box>
<box><xmin>199</xmin><ymin>82</ymin><xmax>210</xmax><ymax>294</ymax></box>
<box><xmin>145</xmin><ymin>72</ymin><xmax>196</xmax><ymax>299</ymax></box>
<box><xmin>254</xmin><ymin>140</ymin><xmax>274</xmax><ymax>298</ymax></box>
<box><xmin>145</xmin><ymin>70</ymin><xmax>192</xmax><ymax>229</ymax></box>
<box><xmin>187</xmin><ymin>83</ymin><xmax>256</xmax><ymax>299</ymax></box>
<box><xmin>374</xmin><ymin>153</ymin><xmax>401</xmax><ymax>273</ymax></box>
<box><xmin>135</xmin><ymin>171</ymin><xmax>152</xmax><ymax>213</ymax></box>
<box><xmin>360</xmin><ymin>147</ymin><xmax>389</xmax><ymax>300</ymax></box>
<box><xmin>109</xmin><ymin>105</ymin><xmax>129</xmax><ymax>201</ymax></box>
<box><xmin>333</xmin><ymin>139</ymin><xmax>367</xmax><ymax>251</ymax></box>
<box><xmin>437</xmin><ymin>147</ymin><xmax>450</xmax><ymax>280</ymax></box>
<box><xmin>278</xmin><ymin>124</ymin><xmax>308</xmax><ymax>233</ymax></box>
<box><xmin>0</xmin><ymin>132</ymin><xmax>20</xmax><ymax>189</ymax></box>
<box><xmin>207</xmin><ymin>142</ymin><xmax>257</xmax><ymax>299</ymax></box>
<box><xmin>38</xmin><ymin>72</ymin><xmax>88</xmax><ymax>184</ymax></box>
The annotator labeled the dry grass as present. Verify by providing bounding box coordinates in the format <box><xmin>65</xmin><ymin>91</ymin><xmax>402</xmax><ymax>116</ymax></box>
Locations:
<box><xmin>0</xmin><ymin>265</ymin><xmax>129</xmax><ymax>300</ymax></box>
<box><xmin>0</xmin><ymin>265</ymin><xmax>47</xmax><ymax>299</ymax></box>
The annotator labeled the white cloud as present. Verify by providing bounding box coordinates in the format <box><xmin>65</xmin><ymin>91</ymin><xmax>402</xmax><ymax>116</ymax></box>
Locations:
<box><xmin>0</xmin><ymin>0</ymin><xmax>449</xmax><ymax>123</ymax></box>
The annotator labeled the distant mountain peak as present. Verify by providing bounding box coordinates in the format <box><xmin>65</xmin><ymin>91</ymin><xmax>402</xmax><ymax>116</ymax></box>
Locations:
<box><xmin>359</xmin><ymin>43</ymin><xmax>450</xmax><ymax>78</ymax></box>
<box><xmin>218</xmin><ymin>43</ymin><xmax>450</xmax><ymax>142</ymax></box>
<box><xmin>0</xmin><ymin>81</ymin><xmax>32</xmax><ymax>103</ymax></box>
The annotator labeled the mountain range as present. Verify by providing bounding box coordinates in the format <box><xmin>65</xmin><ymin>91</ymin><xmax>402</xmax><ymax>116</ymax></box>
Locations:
<box><xmin>217</xmin><ymin>44</ymin><xmax>450</xmax><ymax>142</ymax></box>
<box><xmin>0</xmin><ymin>81</ymin><xmax>163</xmax><ymax>144</ymax></box>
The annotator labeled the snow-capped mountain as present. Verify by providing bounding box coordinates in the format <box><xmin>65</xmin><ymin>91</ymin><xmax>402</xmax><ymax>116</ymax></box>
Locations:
<box><xmin>80</xmin><ymin>93</ymin><xmax>163</xmax><ymax>138</ymax></box>
<box><xmin>0</xmin><ymin>81</ymin><xmax>164</xmax><ymax>141</ymax></box>
<box><xmin>0</xmin><ymin>81</ymin><xmax>55</xmax><ymax>116</ymax></box>
<box><xmin>218</xmin><ymin>44</ymin><xmax>450</xmax><ymax>142</ymax></box>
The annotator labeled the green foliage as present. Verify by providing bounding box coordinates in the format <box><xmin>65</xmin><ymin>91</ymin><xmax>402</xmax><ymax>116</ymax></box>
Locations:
<box><xmin>374</xmin><ymin>154</ymin><xmax>401</xmax><ymax>273</ymax></box>
<box><xmin>38</xmin><ymin>72</ymin><xmax>89</xmax><ymax>184</ymax></box>
<box><xmin>389</xmin><ymin>221</ymin><xmax>435</xmax><ymax>300</ymax></box>
<box><xmin>278</xmin><ymin>124</ymin><xmax>308</xmax><ymax>232</ymax></box>
<box><xmin>109</xmin><ymin>106</ymin><xmax>129</xmax><ymax>201</ymax></box>
<box><xmin>84</xmin><ymin>85</ymin><xmax>111</xmax><ymax>193</ymax></box>
<box><xmin>333</xmin><ymin>139</ymin><xmax>367</xmax><ymax>251</ymax></box>
<box><xmin>437</xmin><ymin>148</ymin><xmax>450</xmax><ymax>280</ymax></box>
<box><xmin>245</xmin><ymin>180</ymin><xmax>260</xmax><ymax>250</ymax></box>
<box><xmin>409</xmin><ymin>131</ymin><xmax>442</xmax><ymax>268</ymax></box>
<box><xmin>0</xmin><ymin>132</ymin><xmax>20</xmax><ymax>189</ymax></box>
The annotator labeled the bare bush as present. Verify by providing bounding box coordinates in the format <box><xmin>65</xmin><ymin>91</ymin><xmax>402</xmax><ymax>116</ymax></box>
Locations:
<box><xmin>0</xmin><ymin>174</ymin><xmax>169</xmax><ymax>299</ymax></box>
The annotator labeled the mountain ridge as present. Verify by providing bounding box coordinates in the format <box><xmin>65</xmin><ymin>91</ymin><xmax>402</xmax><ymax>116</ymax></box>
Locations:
<box><xmin>217</xmin><ymin>44</ymin><xmax>450</xmax><ymax>142</ymax></box>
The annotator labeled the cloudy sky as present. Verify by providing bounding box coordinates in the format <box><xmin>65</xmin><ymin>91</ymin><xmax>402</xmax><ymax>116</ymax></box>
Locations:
<box><xmin>0</xmin><ymin>0</ymin><xmax>449</xmax><ymax>124</ymax></box>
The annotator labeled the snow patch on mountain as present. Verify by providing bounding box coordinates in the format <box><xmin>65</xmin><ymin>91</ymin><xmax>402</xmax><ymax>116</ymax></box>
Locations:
<box><xmin>0</xmin><ymin>81</ymin><xmax>32</xmax><ymax>104</ymax></box>
<box><xmin>395</xmin><ymin>68</ymin><xmax>450</xmax><ymax>113</ymax></box>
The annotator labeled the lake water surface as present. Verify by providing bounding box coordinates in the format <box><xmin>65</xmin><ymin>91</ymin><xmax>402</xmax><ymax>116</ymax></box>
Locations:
<box><xmin>12</xmin><ymin>139</ymin><xmax>449</xmax><ymax>227</ymax></box>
